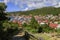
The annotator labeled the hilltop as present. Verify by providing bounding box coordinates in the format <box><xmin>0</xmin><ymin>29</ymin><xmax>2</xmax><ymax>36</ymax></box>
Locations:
<box><xmin>7</xmin><ymin>7</ymin><xmax>60</xmax><ymax>16</ymax></box>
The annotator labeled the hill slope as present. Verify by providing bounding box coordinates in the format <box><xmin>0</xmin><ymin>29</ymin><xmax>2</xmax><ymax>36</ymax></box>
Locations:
<box><xmin>7</xmin><ymin>7</ymin><xmax>60</xmax><ymax>15</ymax></box>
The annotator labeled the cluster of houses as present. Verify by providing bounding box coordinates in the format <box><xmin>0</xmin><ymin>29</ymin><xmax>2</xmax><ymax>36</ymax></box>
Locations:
<box><xmin>9</xmin><ymin>14</ymin><xmax>60</xmax><ymax>29</ymax></box>
<box><xmin>9</xmin><ymin>15</ymin><xmax>32</xmax><ymax>25</ymax></box>
<box><xmin>34</xmin><ymin>14</ymin><xmax>60</xmax><ymax>29</ymax></box>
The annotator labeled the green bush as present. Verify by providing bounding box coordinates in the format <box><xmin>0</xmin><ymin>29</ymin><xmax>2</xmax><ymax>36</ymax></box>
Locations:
<box><xmin>22</xmin><ymin>16</ymin><xmax>39</xmax><ymax>33</ymax></box>
<box><xmin>0</xmin><ymin>21</ymin><xmax>19</xmax><ymax>40</ymax></box>
<box><xmin>56</xmin><ymin>28</ymin><xmax>60</xmax><ymax>33</ymax></box>
<box><xmin>58</xmin><ymin>22</ymin><xmax>60</xmax><ymax>24</ymax></box>
<box><xmin>38</xmin><ymin>24</ymin><xmax>55</xmax><ymax>33</ymax></box>
<box><xmin>23</xmin><ymin>23</ymin><xmax>38</xmax><ymax>33</ymax></box>
<box><xmin>25</xmin><ymin>27</ymin><xmax>37</xmax><ymax>33</ymax></box>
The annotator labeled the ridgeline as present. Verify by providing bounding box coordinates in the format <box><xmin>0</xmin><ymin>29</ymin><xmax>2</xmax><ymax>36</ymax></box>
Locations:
<box><xmin>7</xmin><ymin>7</ymin><xmax>60</xmax><ymax>16</ymax></box>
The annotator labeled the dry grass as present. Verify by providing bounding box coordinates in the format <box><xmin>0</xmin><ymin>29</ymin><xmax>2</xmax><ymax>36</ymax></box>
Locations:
<box><xmin>30</xmin><ymin>33</ymin><xmax>60</xmax><ymax>40</ymax></box>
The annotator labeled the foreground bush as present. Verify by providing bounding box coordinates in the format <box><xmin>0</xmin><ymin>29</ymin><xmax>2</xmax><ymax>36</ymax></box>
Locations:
<box><xmin>38</xmin><ymin>24</ymin><xmax>55</xmax><ymax>33</ymax></box>
<box><xmin>56</xmin><ymin>28</ymin><xmax>60</xmax><ymax>33</ymax></box>
<box><xmin>0</xmin><ymin>20</ymin><xmax>19</xmax><ymax>40</ymax></box>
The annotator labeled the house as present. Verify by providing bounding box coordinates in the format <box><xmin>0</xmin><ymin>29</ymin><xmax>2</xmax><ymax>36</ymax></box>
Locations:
<box><xmin>49</xmin><ymin>23</ymin><xmax>58</xmax><ymax>29</ymax></box>
<box><xmin>40</xmin><ymin>22</ymin><xmax>45</xmax><ymax>25</ymax></box>
<box><xmin>17</xmin><ymin>21</ymin><xmax>22</xmax><ymax>27</ymax></box>
<box><xmin>57</xmin><ymin>24</ymin><xmax>60</xmax><ymax>29</ymax></box>
<box><xmin>12</xmin><ymin>20</ymin><xmax>17</xmax><ymax>23</ymax></box>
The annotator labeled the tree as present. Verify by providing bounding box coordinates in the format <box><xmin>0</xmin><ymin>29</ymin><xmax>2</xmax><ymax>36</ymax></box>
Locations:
<box><xmin>0</xmin><ymin>3</ymin><xmax>7</xmax><ymax>20</ymax></box>
<box><xmin>0</xmin><ymin>3</ymin><xmax>19</xmax><ymax>40</ymax></box>
<box><xmin>38</xmin><ymin>24</ymin><xmax>55</xmax><ymax>33</ymax></box>
<box><xmin>30</xmin><ymin>16</ymin><xmax>39</xmax><ymax>29</ymax></box>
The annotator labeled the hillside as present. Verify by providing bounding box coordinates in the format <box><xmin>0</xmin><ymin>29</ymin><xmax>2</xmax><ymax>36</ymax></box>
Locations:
<box><xmin>7</xmin><ymin>7</ymin><xmax>60</xmax><ymax>16</ymax></box>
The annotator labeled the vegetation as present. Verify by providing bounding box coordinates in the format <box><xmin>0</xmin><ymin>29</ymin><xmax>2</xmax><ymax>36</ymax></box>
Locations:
<box><xmin>0</xmin><ymin>2</ymin><xmax>60</xmax><ymax>40</ymax></box>
<box><xmin>38</xmin><ymin>24</ymin><xmax>55</xmax><ymax>33</ymax></box>
<box><xmin>29</xmin><ymin>16</ymin><xmax>39</xmax><ymax>29</ymax></box>
<box><xmin>7</xmin><ymin>7</ymin><xmax>60</xmax><ymax>16</ymax></box>
<box><xmin>23</xmin><ymin>16</ymin><xmax>55</xmax><ymax>33</ymax></box>
<box><xmin>0</xmin><ymin>3</ymin><xmax>7</xmax><ymax>20</ymax></box>
<box><xmin>0</xmin><ymin>3</ymin><xmax>19</xmax><ymax>40</ymax></box>
<box><xmin>56</xmin><ymin>28</ymin><xmax>60</xmax><ymax>33</ymax></box>
<box><xmin>23</xmin><ymin>16</ymin><xmax>39</xmax><ymax>33</ymax></box>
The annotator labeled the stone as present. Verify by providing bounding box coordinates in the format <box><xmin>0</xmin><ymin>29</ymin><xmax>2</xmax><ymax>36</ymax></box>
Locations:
<box><xmin>38</xmin><ymin>37</ymin><xmax>44</xmax><ymax>40</ymax></box>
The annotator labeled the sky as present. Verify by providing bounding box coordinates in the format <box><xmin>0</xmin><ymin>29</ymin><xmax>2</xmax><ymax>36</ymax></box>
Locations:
<box><xmin>0</xmin><ymin>0</ymin><xmax>60</xmax><ymax>12</ymax></box>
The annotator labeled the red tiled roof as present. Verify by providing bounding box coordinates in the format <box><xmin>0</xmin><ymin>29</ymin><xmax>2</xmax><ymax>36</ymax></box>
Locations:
<box><xmin>49</xmin><ymin>23</ymin><xmax>58</xmax><ymax>28</ymax></box>
<box><xmin>12</xmin><ymin>20</ymin><xmax>17</xmax><ymax>23</ymax></box>
<box><xmin>44</xmin><ymin>20</ymin><xmax>48</xmax><ymax>23</ymax></box>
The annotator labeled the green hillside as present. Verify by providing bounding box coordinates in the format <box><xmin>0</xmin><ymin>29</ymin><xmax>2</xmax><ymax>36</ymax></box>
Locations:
<box><xmin>7</xmin><ymin>7</ymin><xmax>60</xmax><ymax>16</ymax></box>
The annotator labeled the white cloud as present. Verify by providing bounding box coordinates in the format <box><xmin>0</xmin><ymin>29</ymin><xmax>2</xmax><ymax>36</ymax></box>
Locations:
<box><xmin>22</xmin><ymin>0</ymin><xmax>58</xmax><ymax>10</ymax></box>
<box><xmin>22</xmin><ymin>8</ymin><xmax>29</xmax><ymax>11</ymax></box>
<box><xmin>4</xmin><ymin>0</ymin><xmax>10</xmax><ymax>4</ymax></box>
<box><xmin>54</xmin><ymin>2</ymin><xmax>60</xmax><ymax>8</ymax></box>
<box><xmin>3</xmin><ymin>0</ymin><xmax>60</xmax><ymax>11</ymax></box>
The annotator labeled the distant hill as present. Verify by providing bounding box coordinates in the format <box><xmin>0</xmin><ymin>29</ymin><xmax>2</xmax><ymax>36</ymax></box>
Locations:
<box><xmin>7</xmin><ymin>7</ymin><xmax>60</xmax><ymax>16</ymax></box>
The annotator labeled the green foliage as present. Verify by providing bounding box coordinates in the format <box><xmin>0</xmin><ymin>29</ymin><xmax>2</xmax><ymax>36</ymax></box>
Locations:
<box><xmin>0</xmin><ymin>3</ymin><xmax>7</xmax><ymax>11</ymax></box>
<box><xmin>22</xmin><ymin>16</ymin><xmax>39</xmax><ymax>33</ymax></box>
<box><xmin>7</xmin><ymin>7</ymin><xmax>60</xmax><ymax>16</ymax></box>
<box><xmin>23</xmin><ymin>17</ymin><xmax>56</xmax><ymax>33</ymax></box>
<box><xmin>3</xmin><ymin>21</ymin><xmax>19</xmax><ymax>30</ymax></box>
<box><xmin>38</xmin><ymin>24</ymin><xmax>55</xmax><ymax>33</ymax></box>
<box><xmin>58</xmin><ymin>22</ymin><xmax>60</xmax><ymax>24</ymax></box>
<box><xmin>56</xmin><ymin>28</ymin><xmax>60</xmax><ymax>33</ymax></box>
<box><xmin>0</xmin><ymin>3</ymin><xmax>19</xmax><ymax>40</ymax></box>
<box><xmin>30</xmin><ymin>16</ymin><xmax>39</xmax><ymax>29</ymax></box>
<box><xmin>0</xmin><ymin>3</ymin><xmax>7</xmax><ymax>20</ymax></box>
<box><xmin>22</xmin><ymin>23</ymin><xmax>28</xmax><ymax>27</ymax></box>
<box><xmin>28</xmin><ymin>16</ymin><xmax>39</xmax><ymax>33</ymax></box>
<box><xmin>0</xmin><ymin>20</ymin><xmax>19</xmax><ymax>40</ymax></box>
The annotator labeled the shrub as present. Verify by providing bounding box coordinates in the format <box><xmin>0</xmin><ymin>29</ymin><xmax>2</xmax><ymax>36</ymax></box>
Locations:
<box><xmin>22</xmin><ymin>23</ymin><xmax>38</xmax><ymax>33</ymax></box>
<box><xmin>0</xmin><ymin>21</ymin><xmax>19</xmax><ymax>40</ymax></box>
<box><xmin>56</xmin><ymin>28</ymin><xmax>60</xmax><ymax>33</ymax></box>
<box><xmin>38</xmin><ymin>24</ymin><xmax>55</xmax><ymax>33</ymax></box>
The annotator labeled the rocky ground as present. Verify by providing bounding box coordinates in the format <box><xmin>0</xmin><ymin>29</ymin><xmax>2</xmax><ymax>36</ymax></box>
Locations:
<box><xmin>12</xmin><ymin>31</ymin><xmax>60</xmax><ymax>40</ymax></box>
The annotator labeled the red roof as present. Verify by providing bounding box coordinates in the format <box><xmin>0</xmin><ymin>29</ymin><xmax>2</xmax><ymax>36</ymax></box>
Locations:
<box><xmin>12</xmin><ymin>20</ymin><xmax>17</xmax><ymax>23</ymax></box>
<box><xmin>17</xmin><ymin>21</ymin><xmax>22</xmax><ymax>24</ymax></box>
<box><xmin>49</xmin><ymin>23</ymin><xmax>58</xmax><ymax>28</ymax></box>
<box><xmin>17</xmin><ymin>21</ymin><xmax>22</xmax><ymax>26</ymax></box>
<box><xmin>44</xmin><ymin>20</ymin><xmax>48</xmax><ymax>23</ymax></box>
